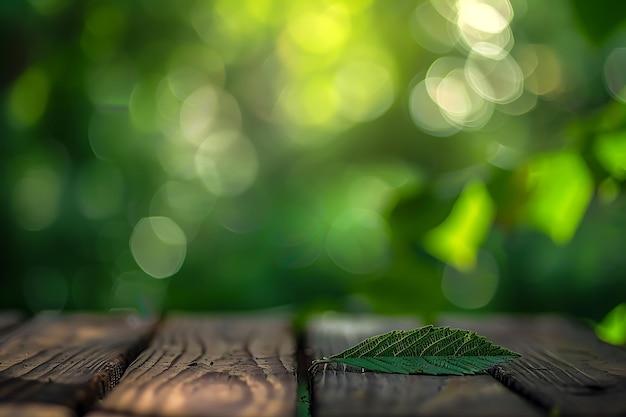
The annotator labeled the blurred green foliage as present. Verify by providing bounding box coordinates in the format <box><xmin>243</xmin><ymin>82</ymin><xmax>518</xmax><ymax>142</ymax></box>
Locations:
<box><xmin>1</xmin><ymin>0</ymin><xmax>626</xmax><ymax>329</ymax></box>
<box><xmin>595</xmin><ymin>302</ymin><xmax>626</xmax><ymax>345</ymax></box>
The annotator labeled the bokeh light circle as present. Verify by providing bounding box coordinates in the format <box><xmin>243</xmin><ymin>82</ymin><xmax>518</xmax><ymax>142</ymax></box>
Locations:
<box><xmin>130</xmin><ymin>216</ymin><xmax>187</xmax><ymax>279</ymax></box>
<box><xmin>335</xmin><ymin>60</ymin><xmax>394</xmax><ymax>123</ymax></box>
<box><xmin>180</xmin><ymin>86</ymin><xmax>219</xmax><ymax>145</ymax></box>
<box><xmin>150</xmin><ymin>181</ymin><xmax>216</xmax><ymax>241</ymax></box>
<box><xmin>465</xmin><ymin>52</ymin><xmax>524</xmax><ymax>104</ymax></box>
<box><xmin>457</xmin><ymin>1</ymin><xmax>512</xmax><ymax>35</ymax></box>
<box><xmin>326</xmin><ymin>209</ymin><xmax>390</xmax><ymax>275</ymax></box>
<box><xmin>456</xmin><ymin>0</ymin><xmax>514</xmax><ymax>59</ymax></box>
<box><xmin>194</xmin><ymin>131</ymin><xmax>259</xmax><ymax>197</ymax></box>
<box><xmin>12</xmin><ymin>167</ymin><xmax>61</xmax><ymax>231</ymax></box>
<box><xmin>409</xmin><ymin>79</ymin><xmax>460</xmax><ymax>137</ymax></box>
<box><xmin>441</xmin><ymin>250</ymin><xmax>499</xmax><ymax>309</ymax></box>
<box><xmin>410</xmin><ymin>1</ymin><xmax>457</xmax><ymax>53</ymax></box>
<box><xmin>422</xmin><ymin>58</ymin><xmax>494</xmax><ymax>129</ymax></box>
<box><xmin>216</xmin><ymin>187</ymin><xmax>270</xmax><ymax>234</ymax></box>
<box><xmin>517</xmin><ymin>44</ymin><xmax>563</xmax><ymax>98</ymax></box>
<box><xmin>287</xmin><ymin>4</ymin><xmax>351</xmax><ymax>54</ymax></box>
<box><xmin>604</xmin><ymin>47</ymin><xmax>626</xmax><ymax>103</ymax></box>
<box><xmin>111</xmin><ymin>270</ymin><xmax>168</xmax><ymax>313</ymax></box>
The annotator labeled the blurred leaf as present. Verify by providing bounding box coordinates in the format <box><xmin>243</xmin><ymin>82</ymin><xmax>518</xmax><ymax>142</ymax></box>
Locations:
<box><xmin>525</xmin><ymin>152</ymin><xmax>593</xmax><ymax>244</ymax></box>
<box><xmin>597</xmin><ymin>177</ymin><xmax>620</xmax><ymax>203</ymax></box>
<box><xmin>423</xmin><ymin>181</ymin><xmax>495</xmax><ymax>271</ymax></box>
<box><xmin>595</xmin><ymin>303</ymin><xmax>626</xmax><ymax>345</ymax></box>
<box><xmin>7</xmin><ymin>66</ymin><xmax>49</xmax><ymax>130</ymax></box>
<box><xmin>594</xmin><ymin>131</ymin><xmax>626</xmax><ymax>180</ymax></box>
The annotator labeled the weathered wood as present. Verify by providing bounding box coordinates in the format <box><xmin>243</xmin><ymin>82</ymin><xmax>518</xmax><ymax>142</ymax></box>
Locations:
<box><xmin>91</xmin><ymin>315</ymin><xmax>297</xmax><ymax>417</ymax></box>
<box><xmin>442</xmin><ymin>315</ymin><xmax>626</xmax><ymax>417</ymax></box>
<box><xmin>307</xmin><ymin>314</ymin><xmax>542</xmax><ymax>417</ymax></box>
<box><xmin>0</xmin><ymin>313</ymin><xmax>155</xmax><ymax>417</ymax></box>
<box><xmin>0</xmin><ymin>403</ymin><xmax>75</xmax><ymax>417</ymax></box>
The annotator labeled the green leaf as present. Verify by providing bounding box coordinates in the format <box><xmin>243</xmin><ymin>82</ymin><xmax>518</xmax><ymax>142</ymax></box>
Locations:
<box><xmin>310</xmin><ymin>325</ymin><xmax>520</xmax><ymax>375</ymax></box>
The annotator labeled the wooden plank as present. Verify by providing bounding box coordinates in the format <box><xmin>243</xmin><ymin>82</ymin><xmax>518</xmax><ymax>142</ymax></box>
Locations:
<box><xmin>442</xmin><ymin>315</ymin><xmax>626</xmax><ymax>417</ymax></box>
<box><xmin>90</xmin><ymin>315</ymin><xmax>297</xmax><ymax>417</ymax></box>
<box><xmin>0</xmin><ymin>404</ymin><xmax>75</xmax><ymax>417</ymax></box>
<box><xmin>307</xmin><ymin>314</ymin><xmax>542</xmax><ymax>417</ymax></box>
<box><xmin>0</xmin><ymin>313</ymin><xmax>155</xmax><ymax>417</ymax></box>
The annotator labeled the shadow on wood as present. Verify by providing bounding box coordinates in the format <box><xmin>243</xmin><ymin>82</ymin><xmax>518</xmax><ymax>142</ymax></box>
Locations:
<box><xmin>0</xmin><ymin>376</ymin><xmax>95</xmax><ymax>417</ymax></box>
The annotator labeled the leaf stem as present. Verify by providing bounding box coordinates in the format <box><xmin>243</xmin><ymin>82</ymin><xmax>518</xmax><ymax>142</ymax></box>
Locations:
<box><xmin>308</xmin><ymin>357</ymin><xmax>332</xmax><ymax>373</ymax></box>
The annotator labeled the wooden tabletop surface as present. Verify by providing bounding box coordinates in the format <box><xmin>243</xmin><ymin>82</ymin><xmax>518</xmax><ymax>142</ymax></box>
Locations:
<box><xmin>0</xmin><ymin>311</ymin><xmax>624</xmax><ymax>417</ymax></box>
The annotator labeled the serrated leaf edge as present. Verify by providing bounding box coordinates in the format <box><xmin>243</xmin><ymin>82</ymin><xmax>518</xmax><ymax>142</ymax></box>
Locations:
<box><xmin>309</xmin><ymin>325</ymin><xmax>520</xmax><ymax>375</ymax></box>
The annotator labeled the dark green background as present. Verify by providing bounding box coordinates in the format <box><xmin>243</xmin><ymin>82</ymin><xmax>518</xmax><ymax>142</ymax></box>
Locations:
<box><xmin>1</xmin><ymin>0</ymin><xmax>625</xmax><ymax>340</ymax></box>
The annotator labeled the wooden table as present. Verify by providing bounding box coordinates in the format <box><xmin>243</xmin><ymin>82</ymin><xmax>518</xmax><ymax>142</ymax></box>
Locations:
<box><xmin>0</xmin><ymin>311</ymin><xmax>624</xmax><ymax>417</ymax></box>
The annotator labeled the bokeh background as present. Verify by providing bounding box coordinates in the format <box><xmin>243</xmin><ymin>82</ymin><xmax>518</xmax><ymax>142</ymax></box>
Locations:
<box><xmin>2</xmin><ymin>0</ymin><xmax>625</xmax><ymax>343</ymax></box>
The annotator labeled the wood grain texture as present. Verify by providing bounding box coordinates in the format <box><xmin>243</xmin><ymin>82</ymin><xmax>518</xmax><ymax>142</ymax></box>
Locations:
<box><xmin>442</xmin><ymin>315</ymin><xmax>626</xmax><ymax>417</ymax></box>
<box><xmin>307</xmin><ymin>314</ymin><xmax>541</xmax><ymax>417</ymax></box>
<box><xmin>0</xmin><ymin>313</ymin><xmax>155</xmax><ymax>417</ymax></box>
<box><xmin>92</xmin><ymin>315</ymin><xmax>297</xmax><ymax>417</ymax></box>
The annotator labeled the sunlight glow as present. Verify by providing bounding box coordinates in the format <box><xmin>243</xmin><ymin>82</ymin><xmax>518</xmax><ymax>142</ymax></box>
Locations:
<box><xmin>456</xmin><ymin>0</ymin><xmax>514</xmax><ymax>58</ymax></box>
<box><xmin>457</xmin><ymin>1</ymin><xmax>512</xmax><ymax>34</ymax></box>
<box><xmin>287</xmin><ymin>4</ymin><xmax>351</xmax><ymax>54</ymax></box>
<box><xmin>280</xmin><ymin>76</ymin><xmax>341</xmax><ymax>128</ymax></box>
